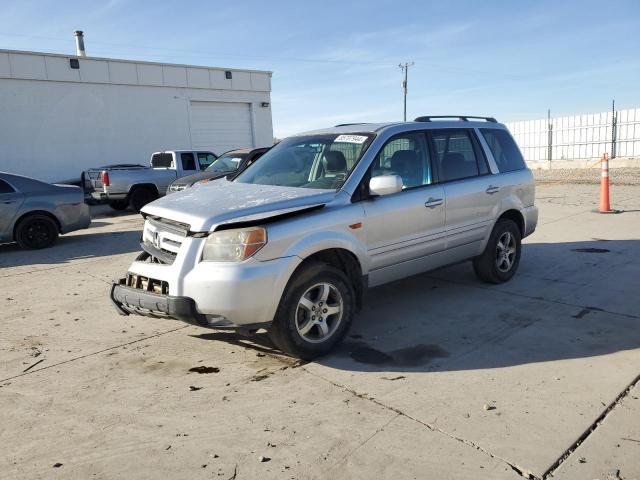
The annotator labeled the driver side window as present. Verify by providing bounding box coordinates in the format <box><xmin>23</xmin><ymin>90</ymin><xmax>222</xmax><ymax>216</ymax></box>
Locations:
<box><xmin>371</xmin><ymin>132</ymin><xmax>432</xmax><ymax>189</ymax></box>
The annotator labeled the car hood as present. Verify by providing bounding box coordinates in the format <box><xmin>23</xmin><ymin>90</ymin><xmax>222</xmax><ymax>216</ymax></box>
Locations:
<box><xmin>172</xmin><ymin>170</ymin><xmax>231</xmax><ymax>186</ymax></box>
<box><xmin>143</xmin><ymin>178</ymin><xmax>337</xmax><ymax>232</ymax></box>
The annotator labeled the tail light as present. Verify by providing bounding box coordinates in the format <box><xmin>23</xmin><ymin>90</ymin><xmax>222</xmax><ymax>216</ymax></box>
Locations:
<box><xmin>100</xmin><ymin>170</ymin><xmax>110</xmax><ymax>187</ymax></box>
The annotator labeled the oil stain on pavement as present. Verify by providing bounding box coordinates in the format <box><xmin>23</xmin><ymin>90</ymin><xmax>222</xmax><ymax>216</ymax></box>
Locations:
<box><xmin>338</xmin><ymin>341</ymin><xmax>450</xmax><ymax>367</ymax></box>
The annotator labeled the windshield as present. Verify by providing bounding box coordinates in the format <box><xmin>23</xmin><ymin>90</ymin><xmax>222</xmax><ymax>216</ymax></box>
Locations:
<box><xmin>206</xmin><ymin>152</ymin><xmax>248</xmax><ymax>173</ymax></box>
<box><xmin>234</xmin><ymin>134</ymin><xmax>373</xmax><ymax>189</ymax></box>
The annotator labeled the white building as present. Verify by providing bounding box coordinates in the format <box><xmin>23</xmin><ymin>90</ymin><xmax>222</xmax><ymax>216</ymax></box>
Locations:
<box><xmin>0</xmin><ymin>47</ymin><xmax>273</xmax><ymax>183</ymax></box>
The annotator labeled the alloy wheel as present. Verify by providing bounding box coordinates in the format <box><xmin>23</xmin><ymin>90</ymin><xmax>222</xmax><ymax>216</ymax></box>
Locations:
<box><xmin>294</xmin><ymin>282</ymin><xmax>344</xmax><ymax>343</ymax></box>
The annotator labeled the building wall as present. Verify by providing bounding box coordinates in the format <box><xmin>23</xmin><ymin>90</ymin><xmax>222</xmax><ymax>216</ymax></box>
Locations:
<box><xmin>0</xmin><ymin>50</ymin><xmax>273</xmax><ymax>182</ymax></box>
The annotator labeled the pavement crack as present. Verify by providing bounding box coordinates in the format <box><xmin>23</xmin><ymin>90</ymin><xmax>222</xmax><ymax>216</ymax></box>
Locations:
<box><xmin>303</xmin><ymin>367</ymin><xmax>539</xmax><ymax>480</ymax></box>
<box><xmin>541</xmin><ymin>372</ymin><xmax>640</xmax><ymax>479</ymax></box>
<box><xmin>0</xmin><ymin>325</ymin><xmax>189</xmax><ymax>383</ymax></box>
<box><xmin>322</xmin><ymin>414</ymin><xmax>400</xmax><ymax>478</ymax></box>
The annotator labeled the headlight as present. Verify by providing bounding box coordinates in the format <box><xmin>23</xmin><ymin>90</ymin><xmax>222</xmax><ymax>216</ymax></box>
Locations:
<box><xmin>201</xmin><ymin>227</ymin><xmax>267</xmax><ymax>262</ymax></box>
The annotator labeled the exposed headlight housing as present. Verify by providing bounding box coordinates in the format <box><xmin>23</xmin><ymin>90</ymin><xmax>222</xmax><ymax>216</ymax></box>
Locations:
<box><xmin>201</xmin><ymin>227</ymin><xmax>267</xmax><ymax>262</ymax></box>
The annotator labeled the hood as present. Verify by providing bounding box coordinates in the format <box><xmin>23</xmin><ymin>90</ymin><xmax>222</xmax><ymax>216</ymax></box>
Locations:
<box><xmin>143</xmin><ymin>178</ymin><xmax>337</xmax><ymax>232</ymax></box>
<box><xmin>172</xmin><ymin>170</ymin><xmax>231</xmax><ymax>186</ymax></box>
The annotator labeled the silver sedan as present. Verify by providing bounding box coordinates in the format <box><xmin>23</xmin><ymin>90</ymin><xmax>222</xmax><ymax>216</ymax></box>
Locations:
<box><xmin>0</xmin><ymin>172</ymin><xmax>91</xmax><ymax>249</ymax></box>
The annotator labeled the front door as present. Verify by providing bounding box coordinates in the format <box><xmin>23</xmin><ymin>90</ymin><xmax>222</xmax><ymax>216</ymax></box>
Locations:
<box><xmin>362</xmin><ymin>132</ymin><xmax>446</xmax><ymax>287</ymax></box>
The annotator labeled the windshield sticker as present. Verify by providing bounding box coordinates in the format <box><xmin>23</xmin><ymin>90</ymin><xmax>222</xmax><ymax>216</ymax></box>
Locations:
<box><xmin>335</xmin><ymin>134</ymin><xmax>368</xmax><ymax>144</ymax></box>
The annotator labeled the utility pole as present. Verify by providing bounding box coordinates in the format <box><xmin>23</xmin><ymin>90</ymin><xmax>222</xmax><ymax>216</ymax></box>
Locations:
<box><xmin>399</xmin><ymin>62</ymin><xmax>414</xmax><ymax>121</ymax></box>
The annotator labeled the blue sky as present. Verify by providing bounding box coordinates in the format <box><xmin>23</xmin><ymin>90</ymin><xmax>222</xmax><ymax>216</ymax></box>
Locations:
<box><xmin>2</xmin><ymin>0</ymin><xmax>639</xmax><ymax>137</ymax></box>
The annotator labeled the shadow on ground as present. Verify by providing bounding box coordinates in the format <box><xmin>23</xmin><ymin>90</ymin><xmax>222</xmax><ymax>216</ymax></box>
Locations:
<box><xmin>0</xmin><ymin>229</ymin><xmax>141</xmax><ymax>268</ymax></box>
<box><xmin>195</xmin><ymin>239</ymin><xmax>640</xmax><ymax>373</ymax></box>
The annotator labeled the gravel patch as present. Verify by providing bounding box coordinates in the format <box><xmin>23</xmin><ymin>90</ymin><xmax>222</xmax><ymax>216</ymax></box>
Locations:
<box><xmin>533</xmin><ymin>167</ymin><xmax>640</xmax><ymax>185</ymax></box>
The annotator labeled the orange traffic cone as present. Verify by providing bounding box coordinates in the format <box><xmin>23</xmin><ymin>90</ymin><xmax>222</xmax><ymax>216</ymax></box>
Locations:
<box><xmin>598</xmin><ymin>153</ymin><xmax>617</xmax><ymax>214</ymax></box>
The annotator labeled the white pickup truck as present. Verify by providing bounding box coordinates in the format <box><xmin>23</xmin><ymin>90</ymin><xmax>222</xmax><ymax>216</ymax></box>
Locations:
<box><xmin>83</xmin><ymin>150</ymin><xmax>217</xmax><ymax>211</ymax></box>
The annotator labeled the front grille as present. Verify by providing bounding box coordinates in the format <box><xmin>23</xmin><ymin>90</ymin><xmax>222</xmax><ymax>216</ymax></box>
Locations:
<box><xmin>141</xmin><ymin>217</ymin><xmax>188</xmax><ymax>264</ymax></box>
<box><xmin>126</xmin><ymin>273</ymin><xmax>169</xmax><ymax>295</ymax></box>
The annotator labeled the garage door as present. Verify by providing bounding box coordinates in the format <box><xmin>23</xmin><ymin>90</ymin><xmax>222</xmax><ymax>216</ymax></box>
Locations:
<box><xmin>189</xmin><ymin>101</ymin><xmax>254</xmax><ymax>154</ymax></box>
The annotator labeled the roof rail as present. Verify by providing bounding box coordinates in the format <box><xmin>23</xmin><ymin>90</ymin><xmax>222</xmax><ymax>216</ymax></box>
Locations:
<box><xmin>414</xmin><ymin>115</ymin><xmax>497</xmax><ymax>123</ymax></box>
<box><xmin>333</xmin><ymin>123</ymin><xmax>372</xmax><ymax>127</ymax></box>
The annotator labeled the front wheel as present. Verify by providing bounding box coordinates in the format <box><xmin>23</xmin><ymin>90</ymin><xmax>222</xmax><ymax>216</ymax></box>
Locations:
<box><xmin>268</xmin><ymin>262</ymin><xmax>355</xmax><ymax>359</ymax></box>
<box><xmin>473</xmin><ymin>219</ymin><xmax>522</xmax><ymax>284</ymax></box>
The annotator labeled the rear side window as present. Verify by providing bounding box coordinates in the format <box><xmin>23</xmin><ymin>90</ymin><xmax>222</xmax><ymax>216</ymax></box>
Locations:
<box><xmin>181</xmin><ymin>153</ymin><xmax>196</xmax><ymax>171</ymax></box>
<box><xmin>197</xmin><ymin>153</ymin><xmax>216</xmax><ymax>169</ymax></box>
<box><xmin>431</xmin><ymin>130</ymin><xmax>484</xmax><ymax>182</ymax></box>
<box><xmin>0</xmin><ymin>179</ymin><xmax>15</xmax><ymax>193</ymax></box>
<box><xmin>151</xmin><ymin>153</ymin><xmax>173</xmax><ymax>168</ymax></box>
<box><xmin>480</xmin><ymin>129</ymin><xmax>526</xmax><ymax>172</ymax></box>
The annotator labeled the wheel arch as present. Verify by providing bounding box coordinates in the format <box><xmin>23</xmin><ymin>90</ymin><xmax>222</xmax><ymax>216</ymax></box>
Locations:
<box><xmin>292</xmin><ymin>248</ymin><xmax>366</xmax><ymax>311</ymax></box>
<box><xmin>497</xmin><ymin>209</ymin><xmax>525</xmax><ymax>237</ymax></box>
<box><xmin>13</xmin><ymin>210</ymin><xmax>61</xmax><ymax>239</ymax></box>
<box><xmin>128</xmin><ymin>183</ymin><xmax>160</xmax><ymax>196</ymax></box>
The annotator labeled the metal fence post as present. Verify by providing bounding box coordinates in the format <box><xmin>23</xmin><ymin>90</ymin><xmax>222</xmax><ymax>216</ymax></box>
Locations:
<box><xmin>611</xmin><ymin>100</ymin><xmax>617</xmax><ymax>159</ymax></box>
<box><xmin>547</xmin><ymin>109</ymin><xmax>553</xmax><ymax>167</ymax></box>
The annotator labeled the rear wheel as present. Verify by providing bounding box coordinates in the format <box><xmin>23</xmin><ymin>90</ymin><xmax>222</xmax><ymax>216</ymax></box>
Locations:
<box><xmin>15</xmin><ymin>214</ymin><xmax>59</xmax><ymax>249</ymax></box>
<box><xmin>129</xmin><ymin>188</ymin><xmax>158</xmax><ymax>212</ymax></box>
<box><xmin>473</xmin><ymin>219</ymin><xmax>521</xmax><ymax>284</ymax></box>
<box><xmin>269</xmin><ymin>262</ymin><xmax>355</xmax><ymax>359</ymax></box>
<box><xmin>108</xmin><ymin>200</ymin><xmax>129</xmax><ymax>211</ymax></box>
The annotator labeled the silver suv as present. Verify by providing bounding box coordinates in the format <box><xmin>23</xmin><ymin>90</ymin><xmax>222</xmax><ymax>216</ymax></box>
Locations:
<box><xmin>111</xmin><ymin>116</ymin><xmax>538</xmax><ymax>359</ymax></box>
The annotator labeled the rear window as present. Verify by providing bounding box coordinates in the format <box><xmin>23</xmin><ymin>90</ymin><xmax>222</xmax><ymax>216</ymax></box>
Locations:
<box><xmin>480</xmin><ymin>129</ymin><xmax>526</xmax><ymax>172</ymax></box>
<box><xmin>181</xmin><ymin>152</ymin><xmax>196</xmax><ymax>171</ymax></box>
<box><xmin>0</xmin><ymin>179</ymin><xmax>15</xmax><ymax>193</ymax></box>
<box><xmin>151</xmin><ymin>153</ymin><xmax>173</xmax><ymax>168</ymax></box>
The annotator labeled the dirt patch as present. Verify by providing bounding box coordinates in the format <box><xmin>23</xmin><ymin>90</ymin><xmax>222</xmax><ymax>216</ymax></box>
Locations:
<box><xmin>188</xmin><ymin>366</ymin><xmax>220</xmax><ymax>374</ymax></box>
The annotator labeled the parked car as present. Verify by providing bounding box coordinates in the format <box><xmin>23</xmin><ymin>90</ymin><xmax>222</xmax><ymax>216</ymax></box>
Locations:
<box><xmin>166</xmin><ymin>148</ymin><xmax>269</xmax><ymax>194</ymax></box>
<box><xmin>111</xmin><ymin>116</ymin><xmax>538</xmax><ymax>359</ymax></box>
<box><xmin>83</xmin><ymin>150</ymin><xmax>217</xmax><ymax>211</ymax></box>
<box><xmin>0</xmin><ymin>172</ymin><xmax>91</xmax><ymax>249</ymax></box>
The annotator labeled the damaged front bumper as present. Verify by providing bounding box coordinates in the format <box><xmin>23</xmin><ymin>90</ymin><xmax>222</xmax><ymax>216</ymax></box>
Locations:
<box><xmin>110</xmin><ymin>279</ymin><xmax>270</xmax><ymax>331</ymax></box>
<box><xmin>111</xmin><ymin>279</ymin><xmax>204</xmax><ymax>323</ymax></box>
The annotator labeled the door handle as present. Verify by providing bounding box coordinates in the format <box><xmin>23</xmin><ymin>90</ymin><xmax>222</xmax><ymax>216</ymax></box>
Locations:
<box><xmin>485</xmin><ymin>185</ymin><xmax>500</xmax><ymax>194</ymax></box>
<box><xmin>2</xmin><ymin>200</ymin><xmax>16</xmax><ymax>204</ymax></box>
<box><xmin>425</xmin><ymin>197</ymin><xmax>443</xmax><ymax>208</ymax></box>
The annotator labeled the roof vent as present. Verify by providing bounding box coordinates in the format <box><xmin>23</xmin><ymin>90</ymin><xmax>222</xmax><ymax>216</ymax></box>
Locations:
<box><xmin>74</xmin><ymin>30</ymin><xmax>86</xmax><ymax>57</ymax></box>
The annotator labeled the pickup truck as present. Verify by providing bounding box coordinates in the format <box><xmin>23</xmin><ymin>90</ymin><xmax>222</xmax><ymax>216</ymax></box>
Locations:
<box><xmin>83</xmin><ymin>150</ymin><xmax>217</xmax><ymax>211</ymax></box>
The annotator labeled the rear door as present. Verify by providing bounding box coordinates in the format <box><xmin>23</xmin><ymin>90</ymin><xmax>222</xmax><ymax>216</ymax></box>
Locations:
<box><xmin>0</xmin><ymin>179</ymin><xmax>25</xmax><ymax>240</ymax></box>
<box><xmin>362</xmin><ymin>131</ymin><xmax>446</xmax><ymax>286</ymax></box>
<box><xmin>429</xmin><ymin>129</ymin><xmax>496</xmax><ymax>253</ymax></box>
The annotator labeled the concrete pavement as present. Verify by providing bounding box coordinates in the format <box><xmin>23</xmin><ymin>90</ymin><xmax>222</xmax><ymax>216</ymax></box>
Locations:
<box><xmin>1</xmin><ymin>184</ymin><xmax>638</xmax><ymax>480</ymax></box>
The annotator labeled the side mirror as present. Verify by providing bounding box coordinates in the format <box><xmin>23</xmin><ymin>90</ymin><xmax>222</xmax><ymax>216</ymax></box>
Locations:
<box><xmin>369</xmin><ymin>174</ymin><xmax>403</xmax><ymax>196</ymax></box>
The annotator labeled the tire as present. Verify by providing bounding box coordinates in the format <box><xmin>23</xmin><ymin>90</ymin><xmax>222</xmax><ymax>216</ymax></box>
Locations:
<box><xmin>268</xmin><ymin>262</ymin><xmax>355</xmax><ymax>360</ymax></box>
<box><xmin>15</xmin><ymin>214</ymin><xmax>59</xmax><ymax>249</ymax></box>
<box><xmin>129</xmin><ymin>187</ymin><xmax>158</xmax><ymax>212</ymax></box>
<box><xmin>473</xmin><ymin>219</ymin><xmax>521</xmax><ymax>284</ymax></box>
<box><xmin>108</xmin><ymin>200</ymin><xmax>129</xmax><ymax>211</ymax></box>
